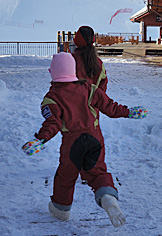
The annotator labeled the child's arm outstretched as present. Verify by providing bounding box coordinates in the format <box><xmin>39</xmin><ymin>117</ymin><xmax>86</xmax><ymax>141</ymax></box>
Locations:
<box><xmin>91</xmin><ymin>86</ymin><xmax>148</xmax><ymax>119</ymax></box>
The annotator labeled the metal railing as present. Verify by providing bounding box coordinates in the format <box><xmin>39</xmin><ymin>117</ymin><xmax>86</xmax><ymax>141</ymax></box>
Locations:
<box><xmin>0</xmin><ymin>42</ymin><xmax>58</xmax><ymax>56</ymax></box>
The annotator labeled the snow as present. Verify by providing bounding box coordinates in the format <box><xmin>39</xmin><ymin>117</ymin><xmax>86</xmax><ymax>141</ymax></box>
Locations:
<box><xmin>0</xmin><ymin>55</ymin><xmax>162</xmax><ymax>236</ymax></box>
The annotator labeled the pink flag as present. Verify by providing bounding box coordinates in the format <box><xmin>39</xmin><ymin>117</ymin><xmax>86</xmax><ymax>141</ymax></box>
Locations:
<box><xmin>110</xmin><ymin>8</ymin><xmax>133</xmax><ymax>24</ymax></box>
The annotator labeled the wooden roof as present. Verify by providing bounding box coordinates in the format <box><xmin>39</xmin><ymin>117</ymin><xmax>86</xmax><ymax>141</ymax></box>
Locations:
<box><xmin>130</xmin><ymin>0</ymin><xmax>162</xmax><ymax>23</ymax></box>
<box><xmin>149</xmin><ymin>0</ymin><xmax>162</xmax><ymax>12</ymax></box>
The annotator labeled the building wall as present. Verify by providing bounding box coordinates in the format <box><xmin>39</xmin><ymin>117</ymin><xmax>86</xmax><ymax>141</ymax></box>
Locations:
<box><xmin>142</xmin><ymin>13</ymin><xmax>162</xmax><ymax>26</ymax></box>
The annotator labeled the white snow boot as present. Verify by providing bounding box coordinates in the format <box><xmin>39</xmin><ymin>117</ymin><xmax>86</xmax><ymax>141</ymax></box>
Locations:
<box><xmin>48</xmin><ymin>201</ymin><xmax>70</xmax><ymax>221</ymax></box>
<box><xmin>101</xmin><ymin>194</ymin><xmax>126</xmax><ymax>228</ymax></box>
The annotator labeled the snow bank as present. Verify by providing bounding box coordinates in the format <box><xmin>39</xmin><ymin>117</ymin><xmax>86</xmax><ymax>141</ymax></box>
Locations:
<box><xmin>0</xmin><ymin>79</ymin><xmax>8</xmax><ymax>98</ymax></box>
<box><xmin>0</xmin><ymin>55</ymin><xmax>162</xmax><ymax>236</ymax></box>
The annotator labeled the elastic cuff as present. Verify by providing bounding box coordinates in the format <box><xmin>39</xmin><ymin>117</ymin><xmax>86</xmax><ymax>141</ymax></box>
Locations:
<box><xmin>95</xmin><ymin>186</ymin><xmax>118</xmax><ymax>207</ymax></box>
<box><xmin>51</xmin><ymin>202</ymin><xmax>71</xmax><ymax>211</ymax></box>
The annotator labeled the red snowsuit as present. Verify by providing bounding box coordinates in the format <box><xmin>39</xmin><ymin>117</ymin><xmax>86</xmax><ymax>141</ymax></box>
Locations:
<box><xmin>72</xmin><ymin>49</ymin><xmax>108</xmax><ymax>124</ymax></box>
<box><xmin>72</xmin><ymin>49</ymin><xmax>108</xmax><ymax>92</ymax></box>
<box><xmin>37</xmin><ymin>81</ymin><xmax>129</xmax><ymax>211</ymax></box>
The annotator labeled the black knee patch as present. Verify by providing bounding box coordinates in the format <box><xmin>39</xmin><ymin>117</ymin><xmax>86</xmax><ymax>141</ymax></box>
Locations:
<box><xmin>70</xmin><ymin>133</ymin><xmax>101</xmax><ymax>171</ymax></box>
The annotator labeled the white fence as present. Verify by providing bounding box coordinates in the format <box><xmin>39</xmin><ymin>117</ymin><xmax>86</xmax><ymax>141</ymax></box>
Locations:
<box><xmin>0</xmin><ymin>42</ymin><xmax>58</xmax><ymax>56</ymax></box>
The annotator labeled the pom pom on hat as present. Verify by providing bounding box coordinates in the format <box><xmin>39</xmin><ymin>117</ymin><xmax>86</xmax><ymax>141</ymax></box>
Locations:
<box><xmin>49</xmin><ymin>52</ymin><xmax>78</xmax><ymax>82</ymax></box>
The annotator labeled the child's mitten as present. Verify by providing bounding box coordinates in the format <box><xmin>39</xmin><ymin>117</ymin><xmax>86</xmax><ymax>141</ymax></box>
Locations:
<box><xmin>128</xmin><ymin>106</ymin><xmax>148</xmax><ymax>119</ymax></box>
<box><xmin>22</xmin><ymin>138</ymin><xmax>45</xmax><ymax>156</ymax></box>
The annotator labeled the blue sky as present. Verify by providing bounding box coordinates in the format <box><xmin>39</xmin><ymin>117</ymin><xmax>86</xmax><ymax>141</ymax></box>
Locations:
<box><xmin>0</xmin><ymin>0</ymin><xmax>151</xmax><ymax>41</ymax></box>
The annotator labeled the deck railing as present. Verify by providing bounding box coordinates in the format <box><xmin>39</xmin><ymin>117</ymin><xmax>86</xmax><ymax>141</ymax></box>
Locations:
<box><xmin>95</xmin><ymin>33</ymin><xmax>140</xmax><ymax>46</ymax></box>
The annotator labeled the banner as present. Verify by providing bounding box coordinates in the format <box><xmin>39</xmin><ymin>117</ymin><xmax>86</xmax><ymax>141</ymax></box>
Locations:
<box><xmin>110</xmin><ymin>8</ymin><xmax>133</xmax><ymax>24</ymax></box>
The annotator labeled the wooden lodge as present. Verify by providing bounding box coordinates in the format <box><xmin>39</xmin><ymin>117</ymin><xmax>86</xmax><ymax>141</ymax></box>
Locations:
<box><xmin>130</xmin><ymin>0</ymin><xmax>162</xmax><ymax>43</ymax></box>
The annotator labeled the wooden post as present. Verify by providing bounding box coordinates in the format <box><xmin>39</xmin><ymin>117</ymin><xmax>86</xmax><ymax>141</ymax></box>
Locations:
<box><xmin>136</xmin><ymin>36</ymin><xmax>139</xmax><ymax>45</ymax></box>
<box><xmin>73</xmin><ymin>31</ymin><xmax>76</xmax><ymax>42</ymax></box>
<box><xmin>115</xmin><ymin>36</ymin><xmax>118</xmax><ymax>44</ymax></box>
<box><xmin>112</xmin><ymin>36</ymin><xmax>115</xmax><ymax>44</ymax></box>
<box><xmin>57</xmin><ymin>31</ymin><xmax>60</xmax><ymax>53</ymax></box>
<box><xmin>63</xmin><ymin>42</ymin><xmax>71</xmax><ymax>53</ymax></box>
<box><xmin>57</xmin><ymin>31</ymin><xmax>60</xmax><ymax>42</ymax></box>
<box><xmin>67</xmin><ymin>31</ymin><xmax>72</xmax><ymax>41</ymax></box>
<box><xmin>160</xmin><ymin>26</ymin><xmax>162</xmax><ymax>42</ymax></box>
<box><xmin>109</xmin><ymin>36</ymin><xmax>113</xmax><ymax>46</ymax></box>
<box><xmin>143</xmin><ymin>24</ymin><xmax>147</xmax><ymax>42</ymax></box>
<box><xmin>62</xmin><ymin>31</ymin><xmax>65</xmax><ymax>42</ymax></box>
<box><xmin>119</xmin><ymin>36</ymin><xmax>123</xmax><ymax>43</ymax></box>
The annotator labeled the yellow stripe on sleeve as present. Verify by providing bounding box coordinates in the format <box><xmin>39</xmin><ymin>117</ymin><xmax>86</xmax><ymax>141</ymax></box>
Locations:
<box><xmin>41</xmin><ymin>97</ymin><xmax>57</xmax><ymax>108</ymax></box>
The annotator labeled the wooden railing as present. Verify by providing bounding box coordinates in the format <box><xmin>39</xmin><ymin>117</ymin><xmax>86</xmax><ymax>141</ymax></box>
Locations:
<box><xmin>95</xmin><ymin>33</ymin><xmax>139</xmax><ymax>46</ymax></box>
<box><xmin>57</xmin><ymin>31</ymin><xmax>75</xmax><ymax>42</ymax></box>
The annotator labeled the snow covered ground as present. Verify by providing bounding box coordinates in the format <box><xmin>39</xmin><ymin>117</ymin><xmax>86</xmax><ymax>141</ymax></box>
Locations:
<box><xmin>0</xmin><ymin>55</ymin><xmax>162</xmax><ymax>236</ymax></box>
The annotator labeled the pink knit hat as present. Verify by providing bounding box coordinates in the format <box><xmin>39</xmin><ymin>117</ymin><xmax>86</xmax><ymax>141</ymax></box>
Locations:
<box><xmin>49</xmin><ymin>52</ymin><xmax>78</xmax><ymax>82</ymax></box>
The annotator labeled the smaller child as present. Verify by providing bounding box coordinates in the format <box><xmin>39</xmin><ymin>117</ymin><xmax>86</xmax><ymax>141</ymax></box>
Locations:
<box><xmin>22</xmin><ymin>52</ymin><xmax>147</xmax><ymax>228</ymax></box>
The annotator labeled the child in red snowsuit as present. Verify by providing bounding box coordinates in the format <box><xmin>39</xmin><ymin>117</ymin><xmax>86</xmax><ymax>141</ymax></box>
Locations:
<box><xmin>33</xmin><ymin>52</ymin><xmax>131</xmax><ymax>227</ymax></box>
<box><xmin>23</xmin><ymin>52</ymin><xmax>147</xmax><ymax>227</ymax></box>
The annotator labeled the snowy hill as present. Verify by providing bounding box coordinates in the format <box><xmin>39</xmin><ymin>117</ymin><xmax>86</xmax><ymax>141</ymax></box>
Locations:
<box><xmin>0</xmin><ymin>0</ymin><xmax>145</xmax><ymax>41</ymax></box>
<box><xmin>0</xmin><ymin>55</ymin><xmax>162</xmax><ymax>235</ymax></box>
